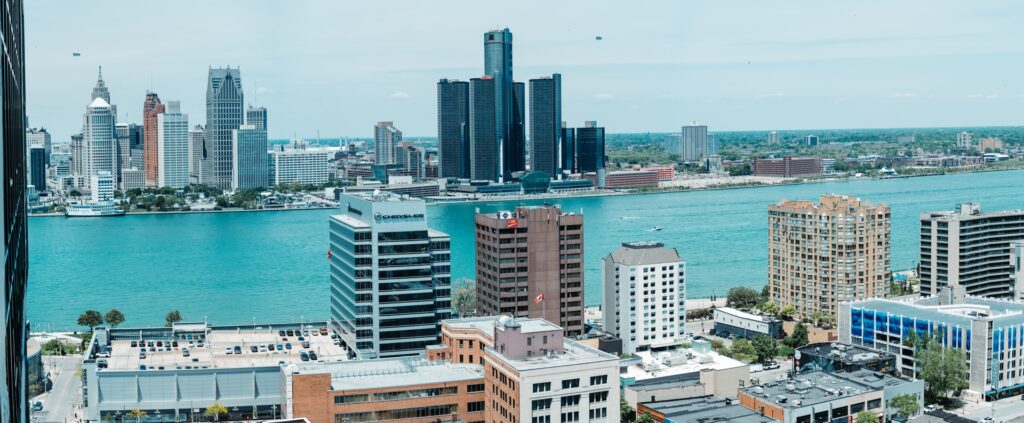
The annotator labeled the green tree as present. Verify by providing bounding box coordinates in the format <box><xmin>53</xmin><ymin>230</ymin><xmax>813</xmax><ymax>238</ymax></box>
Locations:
<box><xmin>204</xmin><ymin>402</ymin><xmax>228</xmax><ymax>422</ymax></box>
<box><xmin>165</xmin><ymin>310</ymin><xmax>183</xmax><ymax>327</ymax></box>
<box><xmin>758</xmin><ymin>301</ymin><xmax>778</xmax><ymax>316</ymax></box>
<box><xmin>779</xmin><ymin>304</ymin><xmax>797</xmax><ymax>320</ymax></box>
<box><xmin>752</xmin><ymin>335</ymin><xmax>778</xmax><ymax>364</ymax></box>
<box><xmin>636</xmin><ymin>411</ymin><xmax>656</xmax><ymax>423</ymax></box>
<box><xmin>855</xmin><ymin>410</ymin><xmax>878</xmax><ymax>423</ymax></box>
<box><xmin>889</xmin><ymin>394</ymin><xmax>920</xmax><ymax>419</ymax></box>
<box><xmin>451</xmin><ymin>278</ymin><xmax>477</xmax><ymax>317</ymax></box>
<box><xmin>726</xmin><ymin>287</ymin><xmax>760</xmax><ymax>309</ymax></box>
<box><xmin>784</xmin><ymin>322</ymin><xmax>809</xmax><ymax>348</ymax></box>
<box><xmin>126</xmin><ymin>408</ymin><xmax>147</xmax><ymax>423</ymax></box>
<box><xmin>103</xmin><ymin>309</ymin><xmax>125</xmax><ymax>328</ymax></box>
<box><xmin>761</xmin><ymin>284</ymin><xmax>770</xmax><ymax>299</ymax></box>
<box><xmin>728</xmin><ymin>338</ymin><xmax>757</xmax><ymax>362</ymax></box>
<box><xmin>620</xmin><ymin>398</ymin><xmax>635</xmax><ymax>423</ymax></box>
<box><xmin>76</xmin><ymin>310</ymin><xmax>103</xmax><ymax>330</ymax></box>
<box><xmin>918</xmin><ymin>338</ymin><xmax>968</xmax><ymax>399</ymax></box>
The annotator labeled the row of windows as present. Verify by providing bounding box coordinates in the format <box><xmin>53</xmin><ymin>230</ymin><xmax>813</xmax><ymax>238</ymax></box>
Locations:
<box><xmin>333</xmin><ymin>404</ymin><xmax>457</xmax><ymax>422</ymax></box>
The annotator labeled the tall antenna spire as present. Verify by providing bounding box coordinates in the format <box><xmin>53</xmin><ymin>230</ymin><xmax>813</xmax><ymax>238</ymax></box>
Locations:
<box><xmin>98</xmin><ymin>65</ymin><xmax>103</xmax><ymax>81</ymax></box>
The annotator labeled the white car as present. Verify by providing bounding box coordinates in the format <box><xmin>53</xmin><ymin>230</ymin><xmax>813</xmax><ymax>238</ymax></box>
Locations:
<box><xmin>225</xmin><ymin>347</ymin><xmax>233</xmax><ymax>355</ymax></box>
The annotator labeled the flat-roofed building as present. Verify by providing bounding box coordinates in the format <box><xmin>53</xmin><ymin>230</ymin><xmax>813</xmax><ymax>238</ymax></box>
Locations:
<box><xmin>595</xmin><ymin>170</ymin><xmax>659</xmax><ymax>189</ymax></box>
<box><xmin>712</xmin><ymin>307</ymin><xmax>783</xmax><ymax>339</ymax></box>
<box><xmin>919</xmin><ymin>203</ymin><xmax>1024</xmax><ymax>298</ymax></box>
<box><xmin>638</xmin><ymin>396</ymin><xmax>764</xmax><ymax>423</ymax></box>
<box><xmin>751</xmin><ymin>156</ymin><xmax>822</xmax><ymax>178</ymax></box>
<box><xmin>602</xmin><ymin>241</ymin><xmax>686</xmax><ymax>354</ymax></box>
<box><xmin>795</xmin><ymin>342</ymin><xmax>897</xmax><ymax>375</ymax></box>
<box><xmin>620</xmin><ymin>342</ymin><xmax>749</xmax><ymax>409</ymax></box>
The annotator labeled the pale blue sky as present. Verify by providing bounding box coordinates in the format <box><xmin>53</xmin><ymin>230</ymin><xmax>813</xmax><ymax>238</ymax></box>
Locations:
<box><xmin>26</xmin><ymin>0</ymin><xmax>1024</xmax><ymax>140</ymax></box>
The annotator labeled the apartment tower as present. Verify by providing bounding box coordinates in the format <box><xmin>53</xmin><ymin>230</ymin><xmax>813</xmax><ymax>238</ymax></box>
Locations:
<box><xmin>768</xmin><ymin>195</ymin><xmax>891</xmax><ymax>318</ymax></box>
<box><xmin>373</xmin><ymin>121</ymin><xmax>401</xmax><ymax>165</ymax></box>
<box><xmin>475</xmin><ymin>205</ymin><xmax>585</xmax><ymax>336</ymax></box>
<box><xmin>602</xmin><ymin>242</ymin><xmax>687</xmax><ymax>354</ymax></box>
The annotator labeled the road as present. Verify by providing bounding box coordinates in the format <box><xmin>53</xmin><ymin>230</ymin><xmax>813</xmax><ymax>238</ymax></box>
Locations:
<box><xmin>31</xmin><ymin>355</ymin><xmax>83</xmax><ymax>423</ymax></box>
<box><xmin>958</xmin><ymin>396</ymin><xmax>1024</xmax><ymax>423</ymax></box>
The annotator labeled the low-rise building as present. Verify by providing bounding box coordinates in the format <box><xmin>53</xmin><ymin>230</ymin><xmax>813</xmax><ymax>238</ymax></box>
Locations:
<box><xmin>120</xmin><ymin>167</ymin><xmax>145</xmax><ymax>191</ymax></box>
<box><xmin>637</xmin><ymin>396</ymin><xmax>768</xmax><ymax>423</ymax></box>
<box><xmin>750</xmin><ymin>156</ymin><xmax>822</xmax><ymax>178</ymax></box>
<box><xmin>713</xmin><ymin>307</ymin><xmax>783</xmax><ymax>339</ymax></box>
<box><xmin>620</xmin><ymin>341</ymin><xmax>749</xmax><ymax>409</ymax></box>
<box><xmin>593</xmin><ymin>170</ymin><xmax>658</xmax><ymax>189</ymax></box>
<box><xmin>795</xmin><ymin>342</ymin><xmax>897</xmax><ymax>375</ymax></box>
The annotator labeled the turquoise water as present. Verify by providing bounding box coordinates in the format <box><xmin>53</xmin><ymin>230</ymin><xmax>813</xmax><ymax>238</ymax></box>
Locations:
<box><xmin>27</xmin><ymin>170</ymin><xmax>1024</xmax><ymax>329</ymax></box>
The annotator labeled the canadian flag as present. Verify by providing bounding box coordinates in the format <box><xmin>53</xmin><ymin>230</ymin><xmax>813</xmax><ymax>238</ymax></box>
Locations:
<box><xmin>534</xmin><ymin>293</ymin><xmax>545</xmax><ymax>304</ymax></box>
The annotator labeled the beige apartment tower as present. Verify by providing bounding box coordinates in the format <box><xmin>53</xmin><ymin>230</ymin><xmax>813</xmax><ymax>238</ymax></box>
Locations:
<box><xmin>475</xmin><ymin>205</ymin><xmax>585</xmax><ymax>336</ymax></box>
<box><xmin>768</xmin><ymin>195</ymin><xmax>891</xmax><ymax>319</ymax></box>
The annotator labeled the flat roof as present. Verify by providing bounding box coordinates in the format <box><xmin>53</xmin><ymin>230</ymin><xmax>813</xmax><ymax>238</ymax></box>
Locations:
<box><xmin>622</xmin><ymin>349</ymin><xmax>747</xmax><ymax>382</ymax></box>
<box><xmin>714</xmin><ymin>307</ymin><xmax>779</xmax><ymax>323</ymax></box>
<box><xmin>488</xmin><ymin>339</ymin><xmax>618</xmax><ymax>372</ymax></box>
<box><xmin>851</xmin><ymin>295</ymin><xmax>1024</xmax><ymax>325</ymax></box>
<box><xmin>329</xmin><ymin>213</ymin><xmax>369</xmax><ymax>228</ymax></box>
<box><xmin>100</xmin><ymin>326</ymin><xmax>350</xmax><ymax>371</ymax></box>
<box><xmin>641</xmin><ymin>397</ymin><xmax>769</xmax><ymax>423</ymax></box>
<box><xmin>798</xmin><ymin>342</ymin><xmax>894</xmax><ymax>365</ymax></box>
<box><xmin>443</xmin><ymin>316</ymin><xmax>561</xmax><ymax>339</ymax></box>
<box><xmin>289</xmin><ymin>357</ymin><xmax>482</xmax><ymax>391</ymax></box>
<box><xmin>739</xmin><ymin>369</ymin><xmax>911</xmax><ymax>409</ymax></box>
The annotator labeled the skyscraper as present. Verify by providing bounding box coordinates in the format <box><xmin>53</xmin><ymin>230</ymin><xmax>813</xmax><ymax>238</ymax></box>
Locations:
<box><xmin>484</xmin><ymin>29</ymin><xmax>516</xmax><ymax>179</ymax></box>
<box><xmin>232</xmin><ymin>124</ymin><xmax>269</xmax><ymax>190</ymax></box>
<box><xmin>602</xmin><ymin>242</ymin><xmax>686</xmax><ymax>354</ymax></box>
<box><xmin>768</xmin><ymin>131</ymin><xmax>780</xmax><ymax>145</ymax></box>
<box><xmin>246</xmin><ymin>105</ymin><xmax>267</xmax><ymax>131</ymax></box>
<box><xmin>528</xmin><ymin>74</ymin><xmax>561</xmax><ymax>178</ymax></box>
<box><xmin>28</xmin><ymin>146</ymin><xmax>45</xmax><ymax>191</ymax></box>
<box><xmin>329</xmin><ymin>192</ymin><xmax>452</xmax><ymax>359</ymax></box>
<box><xmin>205</xmin><ymin>67</ymin><xmax>244</xmax><ymax>190</ymax></box>
<box><xmin>83</xmin><ymin>97</ymin><xmax>117</xmax><ymax>193</ymax></box>
<box><xmin>90</xmin><ymin>66</ymin><xmax>116</xmax><ymax>119</ymax></box>
<box><xmin>469</xmin><ymin>77</ymin><xmax>497</xmax><ymax>181</ymax></box>
<box><xmin>805</xmin><ymin>134</ymin><xmax>819</xmax><ymax>146</ymax></box>
<box><xmin>115</xmin><ymin>123</ymin><xmax>142</xmax><ymax>177</ymax></box>
<box><xmin>679</xmin><ymin>122</ymin><xmax>709</xmax><ymax>162</ymax></box>
<box><xmin>475</xmin><ymin>205</ymin><xmax>586</xmax><ymax>336</ymax></box>
<box><xmin>768</xmin><ymin>195</ymin><xmax>891</xmax><ymax>319</ymax></box>
<box><xmin>373</xmin><ymin>121</ymin><xmax>401</xmax><ymax>165</ymax></box>
<box><xmin>919</xmin><ymin>203</ymin><xmax>1024</xmax><ymax>298</ymax></box>
<box><xmin>188</xmin><ymin>125</ymin><xmax>206</xmax><ymax>185</ymax></box>
<box><xmin>25</xmin><ymin>128</ymin><xmax>50</xmax><ymax>165</ymax></box>
<box><xmin>436</xmin><ymin>79</ymin><xmax>469</xmax><ymax>179</ymax></box>
<box><xmin>157</xmin><ymin>101</ymin><xmax>190</xmax><ymax>188</ymax></box>
<box><xmin>576</xmin><ymin>121</ymin><xmax>606</xmax><ymax>174</ymax></box>
<box><xmin>2</xmin><ymin>2</ymin><xmax>29</xmax><ymax>421</ymax></box>
<box><xmin>142</xmin><ymin>92</ymin><xmax>165</xmax><ymax>187</ymax></box>
<box><xmin>560</xmin><ymin>123</ymin><xmax>576</xmax><ymax>174</ymax></box>
<box><xmin>394</xmin><ymin>142</ymin><xmax>424</xmax><ymax>178</ymax></box>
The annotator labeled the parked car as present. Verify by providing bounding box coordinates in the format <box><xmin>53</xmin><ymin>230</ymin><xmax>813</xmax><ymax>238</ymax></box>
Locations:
<box><xmin>297</xmin><ymin>336</ymin><xmax>305</xmax><ymax>342</ymax></box>
<box><xmin>277</xmin><ymin>344</ymin><xmax>284</xmax><ymax>350</ymax></box>
<box><xmin>708</xmin><ymin>329</ymin><xmax>717</xmax><ymax>336</ymax></box>
<box><xmin>139</xmin><ymin>365</ymin><xmax>146</xmax><ymax>370</ymax></box>
<box><xmin>182</xmin><ymin>349</ymin><xmax>190</xmax><ymax>357</ymax></box>
<box><xmin>130</xmin><ymin>341</ymin><xmax>138</xmax><ymax>348</ymax></box>
<box><xmin>764</xmin><ymin>363</ymin><xmax>780</xmax><ymax>370</ymax></box>
<box><xmin>233</xmin><ymin>346</ymin><xmax>242</xmax><ymax>354</ymax></box>
<box><xmin>156</xmin><ymin>341</ymin><xmax>163</xmax><ymax>347</ymax></box>
<box><xmin>32</xmin><ymin>401</ymin><xmax>43</xmax><ymax>412</ymax></box>
<box><xmin>320</xmin><ymin>328</ymin><xmax>328</xmax><ymax>335</ymax></box>
<box><xmin>225</xmin><ymin>347</ymin><xmax>233</xmax><ymax>355</ymax></box>
<box><xmin>250</xmin><ymin>345</ymin><xmax>258</xmax><ymax>353</ymax></box>
<box><xmin>308</xmin><ymin>352</ymin><xmax>318</xmax><ymax>361</ymax></box>
<box><xmin>268</xmin><ymin>344</ymin><xmax>276</xmax><ymax>351</ymax></box>
<box><xmin>278</xmin><ymin>330</ymin><xmax>286</xmax><ymax>337</ymax></box>
<box><xmin>285</xmin><ymin>343</ymin><xmax>292</xmax><ymax>350</ymax></box>
<box><xmin>299</xmin><ymin>351</ymin><xmax>309</xmax><ymax>361</ymax></box>
<box><xmin>172</xmin><ymin>341</ymin><xmax>178</xmax><ymax>347</ymax></box>
<box><xmin>301</xmin><ymin>341</ymin><xmax>310</xmax><ymax>349</ymax></box>
<box><xmin>286</xmin><ymin>330</ymin><xmax>295</xmax><ymax>336</ymax></box>
<box><xmin>259</xmin><ymin>345</ymin><xmax>268</xmax><ymax>352</ymax></box>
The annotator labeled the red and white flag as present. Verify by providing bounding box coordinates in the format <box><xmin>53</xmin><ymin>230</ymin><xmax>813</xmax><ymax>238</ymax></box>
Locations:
<box><xmin>534</xmin><ymin>293</ymin><xmax>545</xmax><ymax>304</ymax></box>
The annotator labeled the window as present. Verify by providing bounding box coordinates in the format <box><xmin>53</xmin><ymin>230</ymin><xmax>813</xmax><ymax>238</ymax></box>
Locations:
<box><xmin>531</xmin><ymin>417</ymin><xmax>551</xmax><ymax>423</ymax></box>
<box><xmin>467</xmin><ymin>383</ymin><xmax>485</xmax><ymax>393</ymax></box>
<box><xmin>589</xmin><ymin>408</ymin><xmax>608</xmax><ymax>419</ymax></box>
<box><xmin>561</xmin><ymin>378</ymin><xmax>580</xmax><ymax>389</ymax></box>
<box><xmin>334</xmin><ymin>394</ymin><xmax>368</xmax><ymax>404</ymax></box>
<box><xmin>589</xmin><ymin>375</ymin><xmax>607</xmax><ymax>385</ymax></box>
<box><xmin>589</xmin><ymin>391</ymin><xmax>608</xmax><ymax>403</ymax></box>
<box><xmin>467</xmin><ymin>401</ymin><xmax>485</xmax><ymax>413</ymax></box>
<box><xmin>867</xmin><ymin>399</ymin><xmax>882</xmax><ymax>410</ymax></box>
<box><xmin>531</xmin><ymin>399</ymin><xmax>551</xmax><ymax>410</ymax></box>
<box><xmin>560</xmin><ymin>395</ymin><xmax>580</xmax><ymax>406</ymax></box>
<box><xmin>533</xmin><ymin>382</ymin><xmax>551</xmax><ymax>393</ymax></box>
<box><xmin>560</xmin><ymin>411</ymin><xmax>579</xmax><ymax>422</ymax></box>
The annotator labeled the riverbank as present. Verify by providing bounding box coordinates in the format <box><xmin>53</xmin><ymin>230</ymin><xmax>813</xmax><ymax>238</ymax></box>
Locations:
<box><xmin>29</xmin><ymin>205</ymin><xmax>334</xmax><ymax>218</ymax></box>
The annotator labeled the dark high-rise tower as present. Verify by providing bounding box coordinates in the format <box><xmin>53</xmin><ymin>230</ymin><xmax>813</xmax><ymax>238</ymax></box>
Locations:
<box><xmin>529</xmin><ymin>74</ymin><xmax>561</xmax><ymax>178</ymax></box>
<box><xmin>205</xmin><ymin>67</ymin><xmax>244</xmax><ymax>190</ymax></box>
<box><xmin>483</xmin><ymin>28</ymin><xmax>524</xmax><ymax>181</ymax></box>
<box><xmin>436</xmin><ymin>79</ymin><xmax>469</xmax><ymax>179</ymax></box>
<box><xmin>576</xmin><ymin>121</ymin><xmax>606</xmax><ymax>174</ymax></box>
<box><xmin>142</xmin><ymin>92</ymin><xmax>165</xmax><ymax>186</ymax></box>
<box><xmin>469</xmin><ymin>77</ymin><xmax>497</xmax><ymax>181</ymax></box>
<box><xmin>2</xmin><ymin>1</ymin><xmax>29</xmax><ymax>422</ymax></box>
<box><xmin>560</xmin><ymin>123</ymin><xmax>576</xmax><ymax>174</ymax></box>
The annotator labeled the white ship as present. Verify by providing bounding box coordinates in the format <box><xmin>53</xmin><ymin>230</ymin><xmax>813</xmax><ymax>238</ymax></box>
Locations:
<box><xmin>65</xmin><ymin>202</ymin><xmax>126</xmax><ymax>217</ymax></box>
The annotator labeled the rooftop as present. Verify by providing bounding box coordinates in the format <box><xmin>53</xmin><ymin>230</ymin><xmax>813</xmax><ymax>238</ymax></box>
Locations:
<box><xmin>640</xmin><ymin>396</ymin><xmax>770</xmax><ymax>423</ymax></box>
<box><xmin>289</xmin><ymin>357</ymin><xmax>483</xmax><ymax>391</ymax></box>
<box><xmin>606</xmin><ymin>242</ymin><xmax>682</xmax><ymax>266</ymax></box>
<box><xmin>487</xmin><ymin>338</ymin><xmax>618</xmax><ymax>372</ymax></box>
<box><xmin>443</xmin><ymin>316</ymin><xmax>562</xmax><ymax>339</ymax></box>
<box><xmin>852</xmin><ymin>294</ymin><xmax>1024</xmax><ymax>325</ymax></box>
<box><xmin>622</xmin><ymin>348</ymin><xmax>747</xmax><ymax>383</ymax></box>
<box><xmin>739</xmin><ymin>369</ymin><xmax>910</xmax><ymax>409</ymax></box>
<box><xmin>797</xmin><ymin>342</ymin><xmax>894</xmax><ymax>366</ymax></box>
<box><xmin>714</xmin><ymin>307</ymin><xmax>780</xmax><ymax>324</ymax></box>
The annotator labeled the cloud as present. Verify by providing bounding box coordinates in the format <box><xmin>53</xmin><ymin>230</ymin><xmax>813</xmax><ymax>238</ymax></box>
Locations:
<box><xmin>255</xmin><ymin>86</ymin><xmax>273</xmax><ymax>94</ymax></box>
<box><xmin>965</xmin><ymin>93</ymin><xmax>998</xmax><ymax>99</ymax></box>
<box><xmin>888</xmin><ymin>93</ymin><xmax>917</xmax><ymax>98</ymax></box>
<box><xmin>594</xmin><ymin>93</ymin><xmax>615</xmax><ymax>101</ymax></box>
<box><xmin>388</xmin><ymin>92</ymin><xmax>410</xmax><ymax>99</ymax></box>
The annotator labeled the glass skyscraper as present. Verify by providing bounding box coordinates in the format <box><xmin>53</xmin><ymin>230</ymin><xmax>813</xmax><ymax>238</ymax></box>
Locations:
<box><xmin>436</xmin><ymin>79</ymin><xmax>469</xmax><ymax>179</ymax></box>
<box><xmin>232</xmin><ymin>124</ymin><xmax>269</xmax><ymax>190</ymax></box>
<box><xmin>157</xmin><ymin>101</ymin><xmax>190</xmax><ymax>189</ymax></box>
<box><xmin>469</xmin><ymin>77</ymin><xmax>497</xmax><ymax>181</ymax></box>
<box><xmin>205</xmin><ymin>67</ymin><xmax>244</xmax><ymax>190</ymax></box>
<box><xmin>483</xmin><ymin>28</ymin><xmax>525</xmax><ymax>181</ymax></box>
<box><xmin>576</xmin><ymin>121</ymin><xmax>606</xmax><ymax>174</ymax></box>
<box><xmin>529</xmin><ymin>74</ymin><xmax>561</xmax><ymax>178</ymax></box>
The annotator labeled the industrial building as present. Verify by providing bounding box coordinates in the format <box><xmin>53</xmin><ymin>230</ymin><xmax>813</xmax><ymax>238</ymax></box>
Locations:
<box><xmin>712</xmin><ymin>307</ymin><xmax>783</xmax><ymax>339</ymax></box>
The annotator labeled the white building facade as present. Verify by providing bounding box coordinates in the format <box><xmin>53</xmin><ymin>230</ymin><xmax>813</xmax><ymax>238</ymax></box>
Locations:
<box><xmin>270</xmin><ymin>146</ymin><xmax>330</xmax><ymax>186</ymax></box>
<box><xmin>231</xmin><ymin>124</ymin><xmax>268</xmax><ymax>190</ymax></box>
<box><xmin>602</xmin><ymin>241</ymin><xmax>686</xmax><ymax>354</ymax></box>
<box><xmin>83</xmin><ymin>97</ymin><xmax>117</xmax><ymax>193</ymax></box>
<box><xmin>157</xmin><ymin>101</ymin><xmax>190</xmax><ymax>188</ymax></box>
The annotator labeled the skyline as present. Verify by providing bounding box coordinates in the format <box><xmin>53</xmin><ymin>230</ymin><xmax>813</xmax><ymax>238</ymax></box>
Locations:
<box><xmin>27</xmin><ymin>1</ymin><xmax>1024</xmax><ymax>141</ymax></box>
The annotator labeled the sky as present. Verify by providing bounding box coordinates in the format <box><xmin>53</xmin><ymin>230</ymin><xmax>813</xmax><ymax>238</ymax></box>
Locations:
<box><xmin>26</xmin><ymin>0</ymin><xmax>1024</xmax><ymax>141</ymax></box>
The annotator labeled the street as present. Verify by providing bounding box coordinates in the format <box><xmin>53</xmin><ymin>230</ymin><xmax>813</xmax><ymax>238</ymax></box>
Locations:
<box><xmin>31</xmin><ymin>355</ymin><xmax>83</xmax><ymax>423</ymax></box>
<box><xmin>957</xmin><ymin>396</ymin><xmax>1024</xmax><ymax>423</ymax></box>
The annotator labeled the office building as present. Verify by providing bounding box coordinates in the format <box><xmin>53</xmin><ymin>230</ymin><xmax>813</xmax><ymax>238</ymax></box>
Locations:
<box><xmin>1013</xmin><ymin>241</ymin><xmax>1024</xmax><ymax>301</ymax></box>
<box><xmin>475</xmin><ymin>205</ymin><xmax>585</xmax><ymax>336</ymax></box>
<box><xmin>328</xmin><ymin>192</ymin><xmax>452</xmax><ymax>359</ymax></box>
<box><xmin>768</xmin><ymin>195</ymin><xmax>891</xmax><ymax>318</ymax></box>
<box><xmin>205</xmin><ymin>67</ymin><xmax>244</xmax><ymax>190</ymax></box>
<box><xmin>805</xmin><ymin>134</ymin><xmax>819</xmax><ymax>146</ymax></box>
<box><xmin>437</xmin><ymin>79</ymin><xmax>470</xmax><ymax>179</ymax></box>
<box><xmin>576</xmin><ymin>121</ymin><xmax>606</xmax><ymax>175</ymax></box>
<box><xmin>115</xmin><ymin>123</ymin><xmax>143</xmax><ymax>178</ymax></box>
<box><xmin>560</xmin><ymin>124</ymin><xmax>576</xmax><ymax>174</ymax></box>
<box><xmin>621</xmin><ymin>342</ymin><xmax>749</xmax><ymax>409</ymax></box>
<box><xmin>394</xmin><ymin>142</ymin><xmax>424</xmax><ymax>178</ymax></box>
<box><xmin>231</xmin><ymin>124</ymin><xmax>269</xmax><ymax>190</ymax></box>
<box><xmin>142</xmin><ymin>92</ymin><xmax>165</xmax><ymax>186</ymax></box>
<box><xmin>737</xmin><ymin>369</ymin><xmax>923</xmax><ymax>422</ymax></box>
<box><xmin>90</xmin><ymin>171</ymin><xmax>114</xmax><ymax>203</ymax></box>
<box><xmin>83</xmin><ymin>97</ymin><xmax>117</xmax><ymax>193</ymax></box>
<box><xmin>1</xmin><ymin>4</ymin><xmax>29</xmax><ymax>420</ymax></box>
<box><xmin>602</xmin><ymin>242</ymin><xmax>687</xmax><ymax>354</ymax></box>
<box><xmin>528</xmin><ymin>74</ymin><xmax>562</xmax><ymax>178</ymax></box>
<box><xmin>483</xmin><ymin>28</ymin><xmax>526</xmax><ymax>182</ymax></box>
<box><xmin>920</xmin><ymin>203</ymin><xmax>1024</xmax><ymax>298</ymax></box>
<box><xmin>373</xmin><ymin>121</ymin><xmax>401</xmax><ymax>165</ymax></box>
<box><xmin>712</xmin><ymin>307</ymin><xmax>783</xmax><ymax>339</ymax></box>
<box><xmin>157</xmin><ymin>101</ymin><xmax>189</xmax><ymax>188</ymax></box>
<box><xmin>25</xmin><ymin>128</ymin><xmax>50</xmax><ymax>164</ymax></box>
<box><xmin>121</xmin><ymin>168</ymin><xmax>145</xmax><ymax>191</ymax></box>
<box><xmin>957</xmin><ymin>131</ymin><xmax>972</xmax><ymax>149</ymax></box>
<box><xmin>678</xmin><ymin>123</ymin><xmax>709</xmax><ymax>162</ymax></box>
<box><xmin>246</xmin><ymin>105</ymin><xmax>267</xmax><ymax>131</ymax></box>
<box><xmin>750</xmin><ymin>156</ymin><xmax>823</xmax><ymax>178</ymax></box>
<box><xmin>596</xmin><ymin>170</ymin><xmax>658</xmax><ymax>189</ymax></box>
<box><xmin>840</xmin><ymin>287</ymin><xmax>1024</xmax><ymax>401</ymax></box>
<box><xmin>70</xmin><ymin>134</ymin><xmax>85</xmax><ymax>186</ymax></box>
<box><xmin>768</xmin><ymin>131</ymin><xmax>780</xmax><ymax>145</ymax></box>
<box><xmin>28</xmin><ymin>146</ymin><xmax>45</xmax><ymax>191</ymax></box>
<box><xmin>188</xmin><ymin>125</ymin><xmax>206</xmax><ymax>184</ymax></box>
<box><xmin>468</xmin><ymin>76</ymin><xmax>498</xmax><ymax>181</ymax></box>
<box><xmin>795</xmin><ymin>342</ymin><xmax>897</xmax><ymax>375</ymax></box>
<box><xmin>269</xmin><ymin>145</ymin><xmax>330</xmax><ymax>185</ymax></box>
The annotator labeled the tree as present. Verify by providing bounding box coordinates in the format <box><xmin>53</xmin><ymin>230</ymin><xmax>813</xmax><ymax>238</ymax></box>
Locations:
<box><xmin>77</xmin><ymin>310</ymin><xmax>103</xmax><ymax>330</ymax></box>
<box><xmin>620</xmin><ymin>398</ymin><xmax>635</xmax><ymax>423</ymax></box>
<box><xmin>165</xmin><ymin>310</ymin><xmax>183</xmax><ymax>327</ymax></box>
<box><xmin>761</xmin><ymin>284</ymin><xmax>770</xmax><ymax>299</ymax></box>
<box><xmin>451</xmin><ymin>278</ymin><xmax>477</xmax><ymax>317</ymax></box>
<box><xmin>889</xmin><ymin>394</ymin><xmax>921</xmax><ymax>419</ymax></box>
<box><xmin>636</xmin><ymin>412</ymin><xmax>656</xmax><ymax>423</ymax></box>
<box><xmin>126</xmin><ymin>408</ymin><xmax>147</xmax><ymax>423</ymax></box>
<box><xmin>204</xmin><ymin>402</ymin><xmax>228</xmax><ymax>422</ymax></box>
<box><xmin>752</xmin><ymin>335</ymin><xmax>778</xmax><ymax>364</ymax></box>
<box><xmin>784</xmin><ymin>322</ymin><xmax>809</xmax><ymax>348</ymax></box>
<box><xmin>918</xmin><ymin>338</ymin><xmax>968</xmax><ymax>400</ymax></box>
<box><xmin>779</xmin><ymin>305</ymin><xmax>797</xmax><ymax>320</ymax></box>
<box><xmin>104</xmin><ymin>309</ymin><xmax>125</xmax><ymax>328</ymax></box>
<box><xmin>757</xmin><ymin>301</ymin><xmax>778</xmax><ymax>316</ymax></box>
<box><xmin>727</xmin><ymin>338</ymin><xmax>757</xmax><ymax>362</ymax></box>
<box><xmin>855</xmin><ymin>410</ymin><xmax>878</xmax><ymax>423</ymax></box>
<box><xmin>726</xmin><ymin>287</ymin><xmax>760</xmax><ymax>309</ymax></box>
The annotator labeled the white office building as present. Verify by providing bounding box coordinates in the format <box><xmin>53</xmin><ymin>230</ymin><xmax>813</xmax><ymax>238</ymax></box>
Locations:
<box><xmin>270</xmin><ymin>145</ymin><xmax>330</xmax><ymax>186</ymax></box>
<box><xmin>329</xmin><ymin>192</ymin><xmax>452</xmax><ymax>359</ymax></box>
<box><xmin>121</xmin><ymin>168</ymin><xmax>145</xmax><ymax>191</ymax></box>
<box><xmin>188</xmin><ymin>124</ymin><xmax>206</xmax><ymax>185</ymax></box>
<box><xmin>83</xmin><ymin>97</ymin><xmax>117</xmax><ymax>193</ymax></box>
<box><xmin>157</xmin><ymin>101</ymin><xmax>190</xmax><ymax>188</ymax></box>
<box><xmin>90</xmin><ymin>171</ymin><xmax>114</xmax><ymax>203</ymax></box>
<box><xmin>602</xmin><ymin>241</ymin><xmax>686</xmax><ymax>354</ymax></box>
<box><xmin>232</xmin><ymin>124</ymin><xmax>268</xmax><ymax>190</ymax></box>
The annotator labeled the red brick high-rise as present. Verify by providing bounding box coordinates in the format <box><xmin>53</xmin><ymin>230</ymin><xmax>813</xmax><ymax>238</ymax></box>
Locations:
<box><xmin>142</xmin><ymin>92</ymin><xmax>165</xmax><ymax>187</ymax></box>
